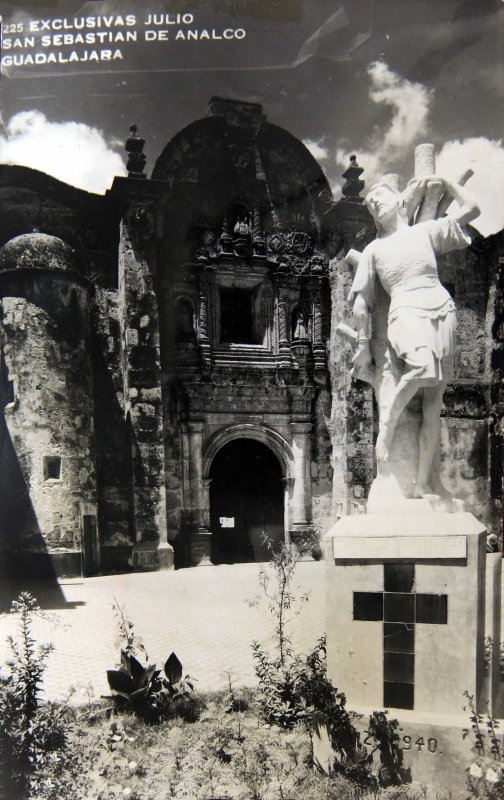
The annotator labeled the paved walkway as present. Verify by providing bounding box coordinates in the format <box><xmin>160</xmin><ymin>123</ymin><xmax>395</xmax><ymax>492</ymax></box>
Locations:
<box><xmin>0</xmin><ymin>561</ymin><xmax>325</xmax><ymax>703</ymax></box>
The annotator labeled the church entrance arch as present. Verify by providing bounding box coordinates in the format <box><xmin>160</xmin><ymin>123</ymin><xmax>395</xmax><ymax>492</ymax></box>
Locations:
<box><xmin>208</xmin><ymin>438</ymin><xmax>285</xmax><ymax>564</ymax></box>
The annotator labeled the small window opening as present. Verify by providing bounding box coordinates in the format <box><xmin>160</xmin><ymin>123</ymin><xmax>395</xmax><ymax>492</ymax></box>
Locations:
<box><xmin>220</xmin><ymin>287</ymin><xmax>256</xmax><ymax>344</ymax></box>
<box><xmin>44</xmin><ymin>456</ymin><xmax>62</xmax><ymax>481</ymax></box>
<box><xmin>0</xmin><ymin>350</ymin><xmax>14</xmax><ymax>406</ymax></box>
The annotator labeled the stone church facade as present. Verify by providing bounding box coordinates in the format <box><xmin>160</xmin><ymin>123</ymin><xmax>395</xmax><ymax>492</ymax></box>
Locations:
<box><xmin>0</xmin><ymin>97</ymin><xmax>502</xmax><ymax>577</ymax></box>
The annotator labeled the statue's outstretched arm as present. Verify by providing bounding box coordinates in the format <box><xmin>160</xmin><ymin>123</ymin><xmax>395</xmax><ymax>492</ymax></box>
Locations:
<box><xmin>351</xmin><ymin>293</ymin><xmax>374</xmax><ymax>382</ymax></box>
<box><xmin>407</xmin><ymin>176</ymin><xmax>480</xmax><ymax>227</ymax></box>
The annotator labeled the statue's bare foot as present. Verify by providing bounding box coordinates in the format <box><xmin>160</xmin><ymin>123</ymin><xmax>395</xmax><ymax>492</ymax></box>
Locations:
<box><xmin>430</xmin><ymin>477</ymin><xmax>451</xmax><ymax>500</ymax></box>
<box><xmin>375</xmin><ymin>424</ymin><xmax>394</xmax><ymax>462</ymax></box>
<box><xmin>413</xmin><ymin>483</ymin><xmax>433</xmax><ymax>498</ymax></box>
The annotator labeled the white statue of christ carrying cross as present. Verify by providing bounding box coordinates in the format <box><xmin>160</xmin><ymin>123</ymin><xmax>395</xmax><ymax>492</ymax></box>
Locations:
<box><xmin>347</xmin><ymin>147</ymin><xmax>480</xmax><ymax>502</ymax></box>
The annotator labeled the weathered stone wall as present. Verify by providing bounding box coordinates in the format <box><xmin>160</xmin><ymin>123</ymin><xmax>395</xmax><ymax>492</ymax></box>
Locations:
<box><xmin>310</xmin><ymin>385</ymin><xmax>334</xmax><ymax>536</ymax></box>
<box><xmin>437</xmin><ymin>233</ymin><xmax>504</xmax><ymax>532</ymax></box>
<box><xmin>325</xmin><ymin>202</ymin><xmax>376</xmax><ymax>522</ymax></box>
<box><xmin>0</xmin><ymin>273</ymin><xmax>96</xmax><ymax>556</ymax></box>
<box><xmin>118</xmin><ymin>217</ymin><xmax>172</xmax><ymax>569</ymax></box>
<box><xmin>91</xmin><ymin>287</ymin><xmax>134</xmax><ymax>560</ymax></box>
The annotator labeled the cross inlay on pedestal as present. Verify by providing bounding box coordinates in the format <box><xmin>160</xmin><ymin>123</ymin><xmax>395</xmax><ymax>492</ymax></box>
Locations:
<box><xmin>353</xmin><ymin>564</ymin><xmax>447</xmax><ymax>710</ymax></box>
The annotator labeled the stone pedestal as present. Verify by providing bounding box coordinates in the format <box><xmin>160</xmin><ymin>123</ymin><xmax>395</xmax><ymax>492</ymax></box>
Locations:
<box><xmin>326</xmin><ymin>511</ymin><xmax>487</xmax><ymax>714</ymax></box>
<box><xmin>130</xmin><ymin>541</ymin><xmax>174</xmax><ymax>571</ymax></box>
<box><xmin>323</xmin><ymin>510</ymin><xmax>501</xmax><ymax>795</ymax></box>
<box><xmin>190</xmin><ymin>528</ymin><xmax>213</xmax><ymax>566</ymax></box>
<box><xmin>313</xmin><ymin>708</ymin><xmax>478</xmax><ymax>799</ymax></box>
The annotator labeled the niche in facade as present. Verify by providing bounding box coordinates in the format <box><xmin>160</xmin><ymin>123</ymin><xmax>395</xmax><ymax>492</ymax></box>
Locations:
<box><xmin>174</xmin><ymin>297</ymin><xmax>196</xmax><ymax>346</ymax></box>
<box><xmin>291</xmin><ymin>305</ymin><xmax>309</xmax><ymax>340</ymax></box>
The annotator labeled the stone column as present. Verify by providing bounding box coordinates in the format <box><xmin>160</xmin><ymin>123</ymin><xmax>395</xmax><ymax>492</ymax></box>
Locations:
<box><xmin>201</xmin><ymin>478</ymin><xmax>212</xmax><ymax>530</ymax></box>
<box><xmin>276</xmin><ymin>281</ymin><xmax>291</xmax><ymax>368</ymax></box>
<box><xmin>282</xmin><ymin>476</ymin><xmax>295</xmax><ymax>540</ymax></box>
<box><xmin>289</xmin><ymin>421</ymin><xmax>312</xmax><ymax>531</ymax></box>
<box><xmin>187</xmin><ymin>421</ymin><xmax>212</xmax><ymax>565</ymax></box>
<box><xmin>188</xmin><ymin>422</ymin><xmax>204</xmax><ymax>521</ymax></box>
<box><xmin>198</xmin><ymin>271</ymin><xmax>211</xmax><ymax>370</ymax></box>
<box><xmin>278</xmin><ymin>297</ymin><xmax>289</xmax><ymax>345</ymax></box>
<box><xmin>312</xmin><ymin>294</ymin><xmax>326</xmax><ymax>376</ymax></box>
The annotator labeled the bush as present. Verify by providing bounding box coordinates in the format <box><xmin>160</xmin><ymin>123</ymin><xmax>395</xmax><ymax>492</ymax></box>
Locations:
<box><xmin>0</xmin><ymin>592</ymin><xmax>72</xmax><ymax>799</ymax></box>
<box><xmin>251</xmin><ymin>535</ymin><xmax>315</xmax><ymax>728</ymax></box>
<box><xmin>367</xmin><ymin>710</ymin><xmax>410</xmax><ymax>787</ymax></box>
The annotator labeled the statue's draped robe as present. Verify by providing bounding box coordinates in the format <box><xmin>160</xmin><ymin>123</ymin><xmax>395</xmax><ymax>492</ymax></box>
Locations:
<box><xmin>348</xmin><ymin>217</ymin><xmax>470</xmax><ymax>383</ymax></box>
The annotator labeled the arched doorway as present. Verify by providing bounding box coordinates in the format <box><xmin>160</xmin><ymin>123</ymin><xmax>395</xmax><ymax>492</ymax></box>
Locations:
<box><xmin>209</xmin><ymin>438</ymin><xmax>284</xmax><ymax>564</ymax></box>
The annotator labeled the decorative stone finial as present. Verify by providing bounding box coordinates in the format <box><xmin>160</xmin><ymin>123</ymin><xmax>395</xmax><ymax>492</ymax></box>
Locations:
<box><xmin>125</xmin><ymin>124</ymin><xmax>146</xmax><ymax>179</ymax></box>
<box><xmin>341</xmin><ymin>155</ymin><xmax>365</xmax><ymax>203</ymax></box>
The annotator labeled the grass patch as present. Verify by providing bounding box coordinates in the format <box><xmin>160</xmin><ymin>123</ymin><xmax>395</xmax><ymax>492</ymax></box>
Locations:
<box><xmin>12</xmin><ymin>689</ymin><xmax>450</xmax><ymax>800</ymax></box>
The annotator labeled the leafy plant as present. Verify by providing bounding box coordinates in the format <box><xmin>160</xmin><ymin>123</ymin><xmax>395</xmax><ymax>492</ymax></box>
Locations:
<box><xmin>107</xmin><ymin>649</ymin><xmax>198</xmax><ymax>722</ymax></box>
<box><xmin>113</xmin><ymin>597</ymin><xmax>148</xmax><ymax>661</ymax></box>
<box><xmin>463</xmin><ymin>690</ymin><xmax>504</xmax><ymax>798</ymax></box>
<box><xmin>366</xmin><ymin>711</ymin><xmax>410</xmax><ymax>787</ymax></box>
<box><xmin>252</xmin><ymin>642</ymin><xmax>306</xmax><ymax>728</ymax></box>
<box><xmin>223</xmin><ymin>669</ymin><xmax>249</xmax><ymax>713</ymax></box>
<box><xmin>251</xmin><ymin>533</ymin><xmax>314</xmax><ymax>668</ymax></box>
<box><xmin>482</xmin><ymin>637</ymin><xmax>504</xmax><ymax>682</ymax></box>
<box><xmin>0</xmin><ymin>592</ymin><xmax>72</xmax><ymax>799</ymax></box>
<box><xmin>234</xmin><ymin>740</ymin><xmax>274</xmax><ymax>800</ymax></box>
<box><xmin>107</xmin><ymin>602</ymin><xmax>201</xmax><ymax>723</ymax></box>
<box><xmin>250</xmin><ymin>534</ymin><xmax>316</xmax><ymax>728</ymax></box>
<box><xmin>297</xmin><ymin>637</ymin><xmax>360</xmax><ymax>759</ymax></box>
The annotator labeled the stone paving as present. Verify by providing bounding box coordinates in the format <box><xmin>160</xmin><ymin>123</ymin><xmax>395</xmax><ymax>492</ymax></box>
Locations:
<box><xmin>0</xmin><ymin>561</ymin><xmax>325</xmax><ymax>703</ymax></box>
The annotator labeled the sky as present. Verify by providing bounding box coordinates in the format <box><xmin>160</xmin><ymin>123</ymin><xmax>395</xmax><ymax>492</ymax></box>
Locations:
<box><xmin>1</xmin><ymin>0</ymin><xmax>504</xmax><ymax>236</ymax></box>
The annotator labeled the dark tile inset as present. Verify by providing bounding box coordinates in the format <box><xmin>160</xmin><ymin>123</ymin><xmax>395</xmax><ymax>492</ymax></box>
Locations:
<box><xmin>353</xmin><ymin>592</ymin><xmax>383</xmax><ymax>621</ymax></box>
<box><xmin>384</xmin><ymin>623</ymin><xmax>414</xmax><ymax>653</ymax></box>
<box><xmin>384</xmin><ymin>593</ymin><xmax>415</xmax><ymax>623</ymax></box>
<box><xmin>384</xmin><ymin>564</ymin><xmax>414</xmax><ymax>593</ymax></box>
<box><xmin>416</xmin><ymin>594</ymin><xmax>447</xmax><ymax>624</ymax></box>
<box><xmin>384</xmin><ymin>681</ymin><xmax>414</xmax><ymax>710</ymax></box>
<box><xmin>384</xmin><ymin>651</ymin><xmax>414</xmax><ymax>683</ymax></box>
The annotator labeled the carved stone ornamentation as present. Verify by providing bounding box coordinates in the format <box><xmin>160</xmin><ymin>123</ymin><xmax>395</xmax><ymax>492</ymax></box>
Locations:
<box><xmin>198</xmin><ymin>289</ymin><xmax>209</xmax><ymax>340</ymax></box>
<box><xmin>313</xmin><ymin>299</ymin><xmax>323</xmax><ymax>342</ymax></box>
<box><xmin>287</xmin><ymin>231</ymin><xmax>312</xmax><ymax>256</ymax></box>
<box><xmin>308</xmin><ymin>253</ymin><xmax>329</xmax><ymax>274</ymax></box>
<box><xmin>278</xmin><ymin>298</ymin><xmax>289</xmax><ymax>344</ymax></box>
<box><xmin>268</xmin><ymin>232</ymin><xmax>287</xmax><ymax>253</ymax></box>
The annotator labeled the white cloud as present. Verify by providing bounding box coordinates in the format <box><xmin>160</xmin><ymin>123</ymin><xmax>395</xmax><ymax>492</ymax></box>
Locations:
<box><xmin>303</xmin><ymin>138</ymin><xmax>329</xmax><ymax>161</ymax></box>
<box><xmin>0</xmin><ymin>110</ymin><xmax>127</xmax><ymax>194</ymax></box>
<box><xmin>335</xmin><ymin>61</ymin><xmax>432</xmax><ymax>192</ymax></box>
<box><xmin>436</xmin><ymin>137</ymin><xmax>504</xmax><ymax>237</ymax></box>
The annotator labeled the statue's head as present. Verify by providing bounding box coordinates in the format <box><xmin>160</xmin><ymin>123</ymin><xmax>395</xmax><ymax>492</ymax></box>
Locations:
<box><xmin>365</xmin><ymin>181</ymin><xmax>408</xmax><ymax>232</ymax></box>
